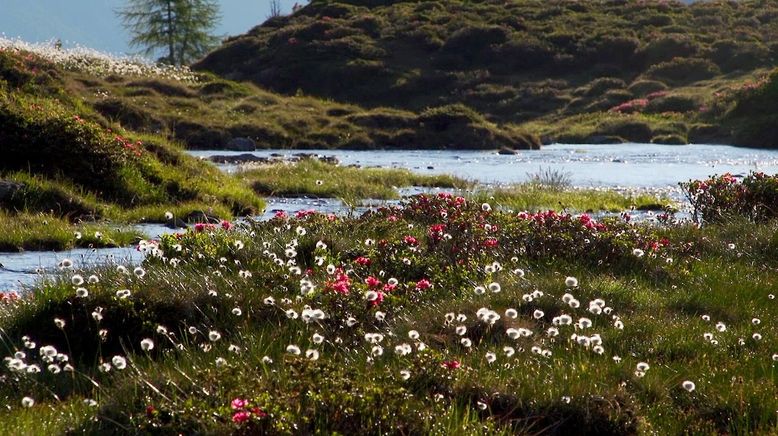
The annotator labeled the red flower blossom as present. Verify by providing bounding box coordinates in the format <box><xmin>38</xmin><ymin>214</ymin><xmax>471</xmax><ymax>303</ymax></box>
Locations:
<box><xmin>232</xmin><ymin>411</ymin><xmax>251</xmax><ymax>423</ymax></box>
<box><xmin>354</xmin><ymin>256</ymin><xmax>371</xmax><ymax>266</ymax></box>
<box><xmin>415</xmin><ymin>279</ymin><xmax>432</xmax><ymax>290</ymax></box>
<box><xmin>442</xmin><ymin>360</ymin><xmax>461</xmax><ymax>370</ymax></box>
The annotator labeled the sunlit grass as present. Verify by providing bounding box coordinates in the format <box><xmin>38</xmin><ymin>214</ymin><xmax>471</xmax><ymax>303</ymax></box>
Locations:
<box><xmin>0</xmin><ymin>196</ymin><xmax>776</xmax><ymax>433</ymax></box>
<box><xmin>476</xmin><ymin>184</ymin><xmax>672</xmax><ymax>213</ymax></box>
<box><xmin>0</xmin><ymin>211</ymin><xmax>142</xmax><ymax>252</ymax></box>
<box><xmin>241</xmin><ymin>158</ymin><xmax>472</xmax><ymax>200</ymax></box>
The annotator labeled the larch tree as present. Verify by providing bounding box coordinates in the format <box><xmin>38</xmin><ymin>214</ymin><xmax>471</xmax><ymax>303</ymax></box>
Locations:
<box><xmin>117</xmin><ymin>0</ymin><xmax>221</xmax><ymax>65</ymax></box>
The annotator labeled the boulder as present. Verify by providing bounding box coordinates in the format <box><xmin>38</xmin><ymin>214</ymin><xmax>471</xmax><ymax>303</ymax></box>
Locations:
<box><xmin>225</xmin><ymin>137</ymin><xmax>257</xmax><ymax>151</ymax></box>
<box><xmin>0</xmin><ymin>180</ymin><xmax>24</xmax><ymax>201</ymax></box>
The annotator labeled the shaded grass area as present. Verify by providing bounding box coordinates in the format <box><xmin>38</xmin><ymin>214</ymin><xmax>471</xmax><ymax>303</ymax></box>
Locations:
<box><xmin>241</xmin><ymin>157</ymin><xmax>471</xmax><ymax>200</ymax></box>
<box><xmin>0</xmin><ymin>197</ymin><xmax>776</xmax><ymax>433</ymax></box>
<box><xmin>0</xmin><ymin>211</ymin><xmax>143</xmax><ymax>252</ymax></box>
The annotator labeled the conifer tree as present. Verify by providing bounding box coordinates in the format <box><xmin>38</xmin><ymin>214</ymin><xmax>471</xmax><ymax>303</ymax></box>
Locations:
<box><xmin>118</xmin><ymin>0</ymin><xmax>221</xmax><ymax>65</ymax></box>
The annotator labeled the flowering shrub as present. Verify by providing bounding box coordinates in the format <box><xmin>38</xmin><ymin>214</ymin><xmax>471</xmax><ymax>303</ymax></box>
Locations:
<box><xmin>681</xmin><ymin>172</ymin><xmax>778</xmax><ymax>223</ymax></box>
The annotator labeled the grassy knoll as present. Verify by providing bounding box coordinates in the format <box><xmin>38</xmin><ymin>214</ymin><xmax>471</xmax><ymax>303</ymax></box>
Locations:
<box><xmin>194</xmin><ymin>0</ymin><xmax>778</xmax><ymax>146</ymax></box>
<box><xmin>0</xmin><ymin>194</ymin><xmax>776</xmax><ymax>433</ymax></box>
<box><xmin>241</xmin><ymin>157</ymin><xmax>471</xmax><ymax>200</ymax></box>
<box><xmin>0</xmin><ymin>46</ymin><xmax>264</xmax><ymax>250</ymax></box>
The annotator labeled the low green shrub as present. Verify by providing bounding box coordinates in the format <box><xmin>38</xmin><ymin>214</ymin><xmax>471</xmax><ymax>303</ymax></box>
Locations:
<box><xmin>681</xmin><ymin>172</ymin><xmax>778</xmax><ymax>223</ymax></box>
<box><xmin>645</xmin><ymin>57</ymin><xmax>720</xmax><ymax>85</ymax></box>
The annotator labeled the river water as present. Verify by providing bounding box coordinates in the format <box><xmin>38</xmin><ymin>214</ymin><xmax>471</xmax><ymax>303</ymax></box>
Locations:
<box><xmin>4</xmin><ymin>144</ymin><xmax>778</xmax><ymax>291</ymax></box>
<box><xmin>190</xmin><ymin>143</ymin><xmax>778</xmax><ymax>188</ymax></box>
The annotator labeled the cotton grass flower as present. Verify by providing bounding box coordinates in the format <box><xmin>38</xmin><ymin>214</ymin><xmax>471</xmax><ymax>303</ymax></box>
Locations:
<box><xmin>487</xmin><ymin>282</ymin><xmax>501</xmax><ymax>293</ymax></box>
<box><xmin>140</xmin><ymin>338</ymin><xmax>154</xmax><ymax>351</ymax></box>
<box><xmin>112</xmin><ymin>356</ymin><xmax>127</xmax><ymax>370</ymax></box>
<box><xmin>682</xmin><ymin>380</ymin><xmax>696</xmax><ymax>392</ymax></box>
<box><xmin>565</xmin><ymin>276</ymin><xmax>578</xmax><ymax>287</ymax></box>
<box><xmin>21</xmin><ymin>397</ymin><xmax>34</xmax><ymax>408</ymax></box>
<box><xmin>306</xmin><ymin>349</ymin><xmax>320</xmax><ymax>360</ymax></box>
<box><xmin>71</xmin><ymin>275</ymin><xmax>84</xmax><ymax>286</ymax></box>
<box><xmin>505</xmin><ymin>308</ymin><xmax>518</xmax><ymax>319</ymax></box>
<box><xmin>286</xmin><ymin>345</ymin><xmax>301</xmax><ymax>355</ymax></box>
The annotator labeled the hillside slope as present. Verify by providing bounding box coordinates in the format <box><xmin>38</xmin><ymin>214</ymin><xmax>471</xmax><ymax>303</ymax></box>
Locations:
<box><xmin>0</xmin><ymin>48</ymin><xmax>262</xmax><ymax>222</ymax></box>
<box><xmin>194</xmin><ymin>0</ymin><xmax>778</xmax><ymax>146</ymax></box>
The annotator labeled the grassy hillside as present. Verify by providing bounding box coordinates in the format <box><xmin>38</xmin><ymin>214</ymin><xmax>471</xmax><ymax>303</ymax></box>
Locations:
<box><xmin>0</xmin><ymin>47</ymin><xmax>263</xmax><ymax>227</ymax></box>
<box><xmin>194</xmin><ymin>0</ymin><xmax>778</xmax><ymax>146</ymax></box>
<box><xmin>0</xmin><ymin>37</ymin><xmax>538</xmax><ymax>152</ymax></box>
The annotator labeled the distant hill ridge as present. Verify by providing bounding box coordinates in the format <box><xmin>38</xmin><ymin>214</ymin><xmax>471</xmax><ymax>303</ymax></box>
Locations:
<box><xmin>194</xmin><ymin>0</ymin><xmax>778</xmax><ymax>147</ymax></box>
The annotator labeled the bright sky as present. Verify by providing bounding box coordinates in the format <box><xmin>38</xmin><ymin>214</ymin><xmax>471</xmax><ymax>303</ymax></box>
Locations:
<box><xmin>1</xmin><ymin>0</ymin><xmax>301</xmax><ymax>56</ymax></box>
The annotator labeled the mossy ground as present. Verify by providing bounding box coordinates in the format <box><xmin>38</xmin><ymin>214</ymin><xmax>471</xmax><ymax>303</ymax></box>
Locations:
<box><xmin>0</xmin><ymin>196</ymin><xmax>776</xmax><ymax>434</ymax></box>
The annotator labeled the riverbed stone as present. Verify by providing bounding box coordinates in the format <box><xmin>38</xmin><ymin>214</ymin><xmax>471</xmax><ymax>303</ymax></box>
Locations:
<box><xmin>209</xmin><ymin>154</ymin><xmax>269</xmax><ymax>164</ymax></box>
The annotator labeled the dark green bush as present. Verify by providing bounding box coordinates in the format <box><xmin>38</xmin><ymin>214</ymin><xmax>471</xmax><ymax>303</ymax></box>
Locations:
<box><xmin>584</xmin><ymin>77</ymin><xmax>627</xmax><ymax>97</ymax></box>
<box><xmin>639</xmin><ymin>35</ymin><xmax>699</xmax><ymax>65</ymax></box>
<box><xmin>645</xmin><ymin>57</ymin><xmax>720</xmax><ymax>85</ymax></box>
<box><xmin>711</xmin><ymin>40</ymin><xmax>771</xmax><ymax>72</ymax></box>
<box><xmin>645</xmin><ymin>94</ymin><xmax>701</xmax><ymax>113</ymax></box>
<box><xmin>628</xmin><ymin>79</ymin><xmax>668</xmax><ymax>96</ymax></box>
